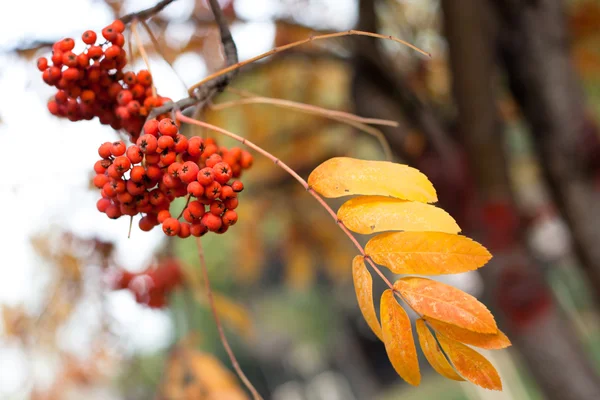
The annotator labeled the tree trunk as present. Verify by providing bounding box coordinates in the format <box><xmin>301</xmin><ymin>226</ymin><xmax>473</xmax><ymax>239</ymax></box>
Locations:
<box><xmin>491</xmin><ymin>0</ymin><xmax>600</xmax><ymax>304</ymax></box>
<box><xmin>441</xmin><ymin>1</ymin><xmax>600</xmax><ymax>399</ymax></box>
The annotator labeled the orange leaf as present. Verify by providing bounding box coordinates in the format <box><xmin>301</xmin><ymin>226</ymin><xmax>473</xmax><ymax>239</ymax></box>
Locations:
<box><xmin>394</xmin><ymin>277</ymin><xmax>497</xmax><ymax>334</ymax></box>
<box><xmin>308</xmin><ymin>157</ymin><xmax>437</xmax><ymax>202</ymax></box>
<box><xmin>415</xmin><ymin>319</ymin><xmax>464</xmax><ymax>381</ymax></box>
<box><xmin>380</xmin><ymin>289</ymin><xmax>421</xmax><ymax>386</ymax></box>
<box><xmin>365</xmin><ymin>232</ymin><xmax>491</xmax><ymax>275</ymax></box>
<box><xmin>437</xmin><ymin>334</ymin><xmax>503</xmax><ymax>391</ymax></box>
<box><xmin>352</xmin><ymin>256</ymin><xmax>383</xmax><ymax>341</ymax></box>
<box><xmin>427</xmin><ymin>318</ymin><xmax>511</xmax><ymax>349</ymax></box>
<box><xmin>337</xmin><ymin>196</ymin><xmax>460</xmax><ymax>234</ymax></box>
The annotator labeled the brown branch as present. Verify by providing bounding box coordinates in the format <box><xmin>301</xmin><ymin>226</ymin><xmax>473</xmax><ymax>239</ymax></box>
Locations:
<box><xmin>148</xmin><ymin>0</ymin><xmax>237</xmax><ymax>119</ymax></box>
<box><xmin>195</xmin><ymin>238</ymin><xmax>263</xmax><ymax>400</ymax></box>
<box><xmin>120</xmin><ymin>0</ymin><xmax>177</xmax><ymax>24</ymax></box>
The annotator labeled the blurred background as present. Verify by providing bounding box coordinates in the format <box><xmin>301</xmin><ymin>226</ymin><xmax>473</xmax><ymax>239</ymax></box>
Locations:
<box><xmin>2</xmin><ymin>0</ymin><xmax>600</xmax><ymax>399</ymax></box>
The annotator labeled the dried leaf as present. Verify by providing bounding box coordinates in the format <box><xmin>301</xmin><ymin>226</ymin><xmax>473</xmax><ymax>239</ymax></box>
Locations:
<box><xmin>426</xmin><ymin>318</ymin><xmax>511</xmax><ymax>349</ymax></box>
<box><xmin>308</xmin><ymin>157</ymin><xmax>437</xmax><ymax>202</ymax></box>
<box><xmin>394</xmin><ymin>277</ymin><xmax>497</xmax><ymax>334</ymax></box>
<box><xmin>352</xmin><ymin>256</ymin><xmax>383</xmax><ymax>341</ymax></box>
<box><xmin>338</xmin><ymin>196</ymin><xmax>460</xmax><ymax>234</ymax></box>
<box><xmin>415</xmin><ymin>319</ymin><xmax>464</xmax><ymax>381</ymax></box>
<box><xmin>380</xmin><ymin>289</ymin><xmax>421</xmax><ymax>386</ymax></box>
<box><xmin>365</xmin><ymin>231</ymin><xmax>491</xmax><ymax>275</ymax></box>
<box><xmin>437</xmin><ymin>334</ymin><xmax>503</xmax><ymax>391</ymax></box>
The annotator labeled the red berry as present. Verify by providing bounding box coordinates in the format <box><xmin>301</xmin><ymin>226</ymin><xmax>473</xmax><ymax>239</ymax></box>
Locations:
<box><xmin>157</xmin><ymin>135</ymin><xmax>174</xmax><ymax>150</ymax></box>
<box><xmin>113</xmin><ymin>156</ymin><xmax>131</xmax><ymax>173</ymax></box>
<box><xmin>240</xmin><ymin>151</ymin><xmax>253</xmax><ymax>168</ymax></box>
<box><xmin>102</xmin><ymin>26</ymin><xmax>118</xmax><ymax>42</ymax></box>
<box><xmin>126</xmin><ymin>145</ymin><xmax>144</xmax><ymax>164</ymax></box>
<box><xmin>157</xmin><ymin>210</ymin><xmax>171</xmax><ymax>223</ymax></box>
<box><xmin>197</xmin><ymin>168</ymin><xmax>214</xmax><ymax>186</ymax></box>
<box><xmin>105</xmin><ymin>204</ymin><xmax>122</xmax><ymax>219</ymax></box>
<box><xmin>187</xmin><ymin>181</ymin><xmax>204</xmax><ymax>197</ymax></box>
<box><xmin>111</xmin><ymin>141</ymin><xmax>127</xmax><ymax>157</ymax></box>
<box><xmin>190</xmin><ymin>223</ymin><xmax>208</xmax><ymax>237</ymax></box>
<box><xmin>117</xmin><ymin>90</ymin><xmax>133</xmax><ymax>106</ymax></box>
<box><xmin>160</xmin><ymin>150</ymin><xmax>177</xmax><ymax>166</ymax></box>
<box><xmin>205</xmin><ymin>154</ymin><xmax>222</xmax><ymax>168</ymax></box>
<box><xmin>139</xmin><ymin>216</ymin><xmax>156</xmax><ymax>231</ymax></box>
<box><xmin>128</xmin><ymin>166</ymin><xmax>145</xmax><ymax>183</ymax></box>
<box><xmin>222</xmin><ymin>210</ymin><xmax>238</xmax><ymax>226</ymax></box>
<box><xmin>220</xmin><ymin>185</ymin><xmax>236</xmax><ymax>200</ymax></box>
<box><xmin>188</xmin><ymin>201</ymin><xmax>206</xmax><ymax>220</ymax></box>
<box><xmin>82</xmin><ymin>30</ymin><xmax>97</xmax><ymax>45</ymax></box>
<box><xmin>178</xmin><ymin>222</ymin><xmax>191</xmax><ymax>238</ymax></box>
<box><xmin>205</xmin><ymin>181</ymin><xmax>222</xmax><ymax>200</ymax></box>
<box><xmin>213</xmin><ymin>162</ymin><xmax>232</xmax><ymax>184</ymax></box>
<box><xmin>98</xmin><ymin>142</ymin><xmax>113</xmax><ymax>159</ymax></box>
<box><xmin>179</xmin><ymin>161</ymin><xmax>200</xmax><ymax>184</ymax></box>
<box><xmin>137</xmin><ymin>134</ymin><xmax>158</xmax><ymax>154</ymax></box>
<box><xmin>231</xmin><ymin>181</ymin><xmax>244</xmax><ymax>193</ymax></box>
<box><xmin>174</xmin><ymin>134</ymin><xmax>188</xmax><ymax>153</ymax></box>
<box><xmin>57</xmin><ymin>38</ymin><xmax>74</xmax><ymax>52</ymax></box>
<box><xmin>144</xmin><ymin>119</ymin><xmax>160</xmax><ymax>137</ymax></box>
<box><xmin>37</xmin><ymin>57</ymin><xmax>48</xmax><ymax>71</ymax></box>
<box><xmin>162</xmin><ymin>218</ymin><xmax>180</xmax><ymax>236</ymax></box>
<box><xmin>224</xmin><ymin>197</ymin><xmax>239</xmax><ymax>209</ymax></box>
<box><xmin>187</xmin><ymin>136</ymin><xmax>205</xmax><ymax>157</ymax></box>
<box><xmin>201</xmin><ymin>213</ymin><xmax>222</xmax><ymax>232</ymax></box>
<box><xmin>97</xmin><ymin>198</ymin><xmax>111</xmax><ymax>212</ymax></box>
<box><xmin>158</xmin><ymin>119</ymin><xmax>178</xmax><ymax>137</ymax></box>
<box><xmin>209</xmin><ymin>201</ymin><xmax>225</xmax><ymax>216</ymax></box>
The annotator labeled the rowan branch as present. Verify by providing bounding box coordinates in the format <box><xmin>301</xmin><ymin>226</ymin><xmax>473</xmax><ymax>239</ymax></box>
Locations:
<box><xmin>148</xmin><ymin>0</ymin><xmax>237</xmax><ymax>119</ymax></box>
<box><xmin>120</xmin><ymin>0</ymin><xmax>178</xmax><ymax>24</ymax></box>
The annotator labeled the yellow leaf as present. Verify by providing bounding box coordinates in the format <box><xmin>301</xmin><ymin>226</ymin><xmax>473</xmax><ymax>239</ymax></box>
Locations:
<box><xmin>437</xmin><ymin>334</ymin><xmax>503</xmax><ymax>391</ymax></box>
<box><xmin>415</xmin><ymin>319</ymin><xmax>464</xmax><ymax>381</ymax></box>
<box><xmin>308</xmin><ymin>157</ymin><xmax>437</xmax><ymax>202</ymax></box>
<box><xmin>380</xmin><ymin>289</ymin><xmax>421</xmax><ymax>386</ymax></box>
<box><xmin>365</xmin><ymin>232</ymin><xmax>491</xmax><ymax>275</ymax></box>
<box><xmin>338</xmin><ymin>196</ymin><xmax>460</xmax><ymax>234</ymax></box>
<box><xmin>394</xmin><ymin>277</ymin><xmax>497</xmax><ymax>334</ymax></box>
<box><xmin>427</xmin><ymin>318</ymin><xmax>511</xmax><ymax>349</ymax></box>
<box><xmin>352</xmin><ymin>256</ymin><xmax>383</xmax><ymax>341</ymax></box>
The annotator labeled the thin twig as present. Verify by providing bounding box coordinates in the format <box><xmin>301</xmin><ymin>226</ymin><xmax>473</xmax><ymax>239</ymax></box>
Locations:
<box><xmin>187</xmin><ymin>30</ymin><xmax>430</xmax><ymax>96</ymax></box>
<box><xmin>120</xmin><ymin>0</ymin><xmax>177</xmax><ymax>24</ymax></box>
<box><xmin>178</xmin><ymin>112</ymin><xmax>394</xmax><ymax>290</ymax></box>
<box><xmin>195</xmin><ymin>238</ymin><xmax>263</xmax><ymax>400</ymax></box>
<box><xmin>131</xmin><ymin>20</ymin><xmax>157</xmax><ymax>97</ymax></box>
<box><xmin>140</xmin><ymin>19</ymin><xmax>189</xmax><ymax>90</ymax></box>
<box><xmin>217</xmin><ymin>90</ymin><xmax>399</xmax><ymax>127</ymax></box>
<box><xmin>214</xmin><ymin>88</ymin><xmax>395</xmax><ymax>159</ymax></box>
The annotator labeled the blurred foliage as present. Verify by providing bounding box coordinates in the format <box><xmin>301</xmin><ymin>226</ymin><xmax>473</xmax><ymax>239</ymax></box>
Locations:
<box><xmin>5</xmin><ymin>0</ymin><xmax>600</xmax><ymax>398</ymax></box>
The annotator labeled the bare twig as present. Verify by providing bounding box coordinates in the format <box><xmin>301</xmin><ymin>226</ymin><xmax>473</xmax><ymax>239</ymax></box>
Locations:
<box><xmin>187</xmin><ymin>30</ymin><xmax>430</xmax><ymax>96</ymax></box>
<box><xmin>131</xmin><ymin>20</ymin><xmax>157</xmax><ymax>97</ymax></box>
<box><xmin>120</xmin><ymin>0</ymin><xmax>177</xmax><ymax>24</ymax></box>
<box><xmin>195</xmin><ymin>238</ymin><xmax>263</xmax><ymax>400</ymax></box>
<box><xmin>213</xmin><ymin>88</ymin><xmax>395</xmax><ymax>159</ymax></box>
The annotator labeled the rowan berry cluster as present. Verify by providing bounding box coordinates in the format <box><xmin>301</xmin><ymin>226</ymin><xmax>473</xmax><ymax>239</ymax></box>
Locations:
<box><xmin>94</xmin><ymin>118</ymin><xmax>253</xmax><ymax>237</ymax></box>
<box><xmin>112</xmin><ymin>258</ymin><xmax>183</xmax><ymax>308</ymax></box>
<box><xmin>38</xmin><ymin>19</ymin><xmax>170</xmax><ymax>141</ymax></box>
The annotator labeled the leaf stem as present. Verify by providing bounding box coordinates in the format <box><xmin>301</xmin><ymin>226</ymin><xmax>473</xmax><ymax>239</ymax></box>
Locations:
<box><xmin>178</xmin><ymin>112</ymin><xmax>395</xmax><ymax>292</ymax></box>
